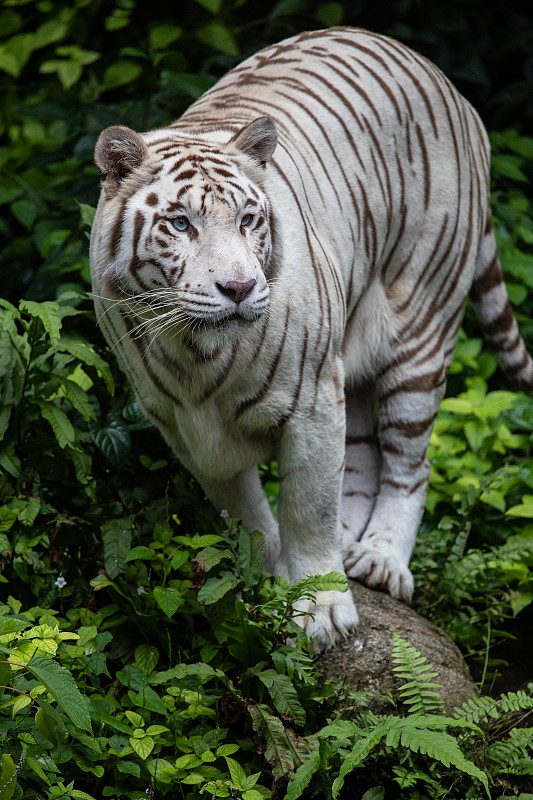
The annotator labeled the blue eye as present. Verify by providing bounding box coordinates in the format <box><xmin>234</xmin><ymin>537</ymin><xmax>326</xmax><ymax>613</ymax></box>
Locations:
<box><xmin>172</xmin><ymin>216</ymin><xmax>189</xmax><ymax>232</ymax></box>
<box><xmin>241</xmin><ymin>213</ymin><xmax>253</xmax><ymax>227</ymax></box>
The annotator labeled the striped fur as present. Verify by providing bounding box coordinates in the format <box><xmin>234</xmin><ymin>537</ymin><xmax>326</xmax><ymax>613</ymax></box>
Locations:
<box><xmin>90</xmin><ymin>27</ymin><xmax>533</xmax><ymax>650</ymax></box>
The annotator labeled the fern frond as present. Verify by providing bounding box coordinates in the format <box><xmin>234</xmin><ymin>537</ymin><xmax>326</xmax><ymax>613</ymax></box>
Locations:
<box><xmin>329</xmin><ymin>714</ymin><xmax>489</xmax><ymax>798</ymax></box>
<box><xmin>499</xmin><ymin>690</ymin><xmax>533</xmax><ymax>714</ymax></box>
<box><xmin>489</xmin><ymin>726</ymin><xmax>533</xmax><ymax>776</ymax></box>
<box><xmin>391</xmin><ymin>634</ymin><xmax>444</xmax><ymax>714</ymax></box>
<box><xmin>454</xmin><ymin>690</ymin><xmax>533</xmax><ymax>725</ymax></box>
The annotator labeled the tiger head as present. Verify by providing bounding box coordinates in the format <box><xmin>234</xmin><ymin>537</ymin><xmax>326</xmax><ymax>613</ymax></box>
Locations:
<box><xmin>91</xmin><ymin>117</ymin><xmax>279</xmax><ymax>345</ymax></box>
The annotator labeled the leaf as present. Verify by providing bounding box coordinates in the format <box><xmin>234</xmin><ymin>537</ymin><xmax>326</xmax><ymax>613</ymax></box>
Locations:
<box><xmin>90</xmin><ymin>415</ymin><xmax>131</xmax><ymax>465</ymax></box>
<box><xmin>361</xmin><ymin>789</ymin><xmax>385</xmax><ymax>800</ymax></box>
<box><xmin>153</xmin><ymin>586</ymin><xmax>182</xmax><ymax>617</ymax></box>
<box><xmin>151</xmin><ymin>662</ymin><xmax>224</xmax><ymax>685</ymax></box>
<box><xmin>135</xmin><ymin>644</ymin><xmax>159</xmax><ymax>675</ymax></box>
<box><xmin>284</xmin><ymin>750</ymin><xmax>320</xmax><ymax>800</ymax></box>
<box><xmin>126</xmin><ymin>545</ymin><xmax>155</xmax><ymax>562</ymax></box>
<box><xmin>332</xmin><ymin>722</ymin><xmax>390</xmax><ymax>798</ymax></box>
<box><xmin>257</xmin><ymin>669</ymin><xmax>306</xmax><ymax>725</ymax></box>
<box><xmin>20</xmin><ymin>299</ymin><xmax>61</xmax><ymax>347</ymax></box>
<box><xmin>78</xmin><ymin>202</ymin><xmax>96</xmax><ymax>228</ymax></box>
<box><xmin>25</xmin><ymin>657</ymin><xmax>92</xmax><ymax>732</ymax></box>
<box><xmin>197</xmin><ymin>571</ymin><xmax>240</xmax><ymax>604</ymax></box>
<box><xmin>507</xmin><ymin>495</ymin><xmax>533</xmax><ymax>518</ymax></box>
<box><xmin>102</xmin><ymin>60</ymin><xmax>143</xmax><ymax>90</ymax></box>
<box><xmin>39</xmin><ymin>402</ymin><xmax>75</xmax><ymax>449</ymax></box>
<box><xmin>194</xmin><ymin>0</ymin><xmax>223</xmax><ymax>11</ymax></box>
<box><xmin>0</xmin><ymin>754</ymin><xmax>16</xmax><ymax>800</ymax></box>
<box><xmin>237</xmin><ymin>528</ymin><xmax>264</xmax><ymax>588</ymax></box>
<box><xmin>129</xmin><ymin>734</ymin><xmax>154</xmax><ymax>759</ymax></box>
<box><xmin>194</xmin><ymin>545</ymin><xmax>232</xmax><ymax>571</ymax></box>
<box><xmin>305</xmin><ymin>570</ymin><xmax>348</xmax><ymax>592</ymax></box>
<box><xmin>196</xmin><ymin>22</ymin><xmax>239</xmax><ymax>56</ymax></box>
<box><xmin>149</xmin><ymin>24</ymin><xmax>183</xmax><ymax>50</ymax></box>
<box><xmin>35</xmin><ymin>705</ymin><xmax>64</xmax><ymax>744</ymax></box>
<box><xmin>101</xmin><ymin>517</ymin><xmax>133</xmax><ymax>579</ymax></box>
<box><xmin>225</xmin><ymin>757</ymin><xmax>247</xmax><ymax>787</ymax></box>
<box><xmin>59</xmin><ymin>335</ymin><xmax>114</xmax><ymax>395</ymax></box>
<box><xmin>248</xmin><ymin>703</ymin><xmax>310</xmax><ymax>782</ymax></box>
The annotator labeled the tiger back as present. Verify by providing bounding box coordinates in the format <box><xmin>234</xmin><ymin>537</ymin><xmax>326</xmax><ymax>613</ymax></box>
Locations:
<box><xmin>90</xmin><ymin>27</ymin><xmax>533</xmax><ymax>650</ymax></box>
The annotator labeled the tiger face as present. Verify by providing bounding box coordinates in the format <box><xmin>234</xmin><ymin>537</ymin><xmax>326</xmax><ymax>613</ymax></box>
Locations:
<box><xmin>92</xmin><ymin>118</ymin><xmax>278</xmax><ymax>346</ymax></box>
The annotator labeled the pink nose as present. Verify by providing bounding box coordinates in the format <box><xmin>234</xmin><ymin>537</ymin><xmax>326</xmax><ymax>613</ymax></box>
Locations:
<box><xmin>216</xmin><ymin>279</ymin><xmax>257</xmax><ymax>304</ymax></box>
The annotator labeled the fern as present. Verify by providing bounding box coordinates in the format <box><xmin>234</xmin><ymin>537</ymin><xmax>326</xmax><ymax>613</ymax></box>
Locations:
<box><xmin>489</xmin><ymin>727</ymin><xmax>533</xmax><ymax>776</ymax></box>
<box><xmin>454</xmin><ymin>690</ymin><xmax>533</xmax><ymax>725</ymax></box>
<box><xmin>391</xmin><ymin>634</ymin><xmax>445</xmax><ymax>714</ymax></box>
<box><xmin>327</xmin><ymin>714</ymin><xmax>489</xmax><ymax>798</ymax></box>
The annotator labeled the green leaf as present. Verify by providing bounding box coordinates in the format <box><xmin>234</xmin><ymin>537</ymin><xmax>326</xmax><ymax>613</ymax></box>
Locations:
<box><xmin>361</xmin><ymin>789</ymin><xmax>385</xmax><ymax>800</ymax></box>
<box><xmin>20</xmin><ymin>299</ymin><xmax>61</xmax><ymax>347</ymax></box>
<box><xmin>102</xmin><ymin>60</ymin><xmax>143</xmax><ymax>90</ymax></box>
<box><xmin>149</xmin><ymin>24</ymin><xmax>183</xmax><ymax>51</ymax></box>
<box><xmin>284</xmin><ymin>750</ymin><xmax>320</xmax><ymax>800</ymax></box>
<box><xmin>257</xmin><ymin>670</ymin><xmax>306</xmax><ymax>726</ymax></box>
<box><xmin>39</xmin><ymin>402</ymin><xmax>75</xmax><ymax>449</ymax></box>
<box><xmin>196</xmin><ymin>22</ymin><xmax>239</xmax><ymax>56</ymax></box>
<box><xmin>224</xmin><ymin>757</ymin><xmax>247</xmax><ymax>787</ymax></box>
<box><xmin>126</xmin><ymin>545</ymin><xmax>155</xmax><ymax>562</ymax></box>
<box><xmin>35</xmin><ymin>705</ymin><xmax>65</xmax><ymax>744</ymax></box>
<box><xmin>197</xmin><ymin>571</ymin><xmax>240</xmax><ymax>604</ymax></box>
<box><xmin>0</xmin><ymin>754</ymin><xmax>17</xmax><ymax>800</ymax></box>
<box><xmin>11</xmin><ymin>199</ymin><xmax>36</xmax><ymax>229</ymax></box>
<box><xmin>26</xmin><ymin>657</ymin><xmax>92</xmax><ymax>732</ymax></box>
<box><xmin>135</xmin><ymin>644</ymin><xmax>159</xmax><ymax>675</ymax></box>
<box><xmin>59</xmin><ymin>335</ymin><xmax>114</xmax><ymax>395</ymax></box>
<box><xmin>91</xmin><ymin>415</ymin><xmax>131</xmax><ymax>465</ymax></box>
<box><xmin>491</xmin><ymin>154</ymin><xmax>528</xmax><ymax>182</ymax></box>
<box><xmin>507</xmin><ymin>495</ymin><xmax>533</xmax><ymax>518</ymax></box>
<box><xmin>101</xmin><ymin>517</ymin><xmax>133</xmax><ymax>579</ymax></box>
<box><xmin>194</xmin><ymin>0</ymin><xmax>223</xmax><ymax>11</ymax></box>
<box><xmin>78</xmin><ymin>203</ymin><xmax>96</xmax><ymax>228</ymax></box>
<box><xmin>153</xmin><ymin>586</ymin><xmax>182</xmax><ymax>617</ymax></box>
<box><xmin>129</xmin><ymin>734</ymin><xmax>154</xmax><ymax>759</ymax></box>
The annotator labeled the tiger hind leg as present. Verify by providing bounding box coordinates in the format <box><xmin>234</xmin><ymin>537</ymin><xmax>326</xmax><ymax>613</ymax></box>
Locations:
<box><xmin>344</xmin><ymin>357</ymin><xmax>449</xmax><ymax>601</ymax></box>
<box><xmin>340</xmin><ymin>384</ymin><xmax>380</xmax><ymax>552</ymax></box>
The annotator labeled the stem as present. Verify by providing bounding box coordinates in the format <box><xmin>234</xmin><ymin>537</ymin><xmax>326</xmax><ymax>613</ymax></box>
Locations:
<box><xmin>0</xmin><ymin>685</ymin><xmax>33</xmax><ymax>699</ymax></box>
<box><xmin>16</xmin><ymin>317</ymin><xmax>37</xmax><ymax>447</ymax></box>
<box><xmin>479</xmin><ymin>614</ymin><xmax>491</xmax><ymax>691</ymax></box>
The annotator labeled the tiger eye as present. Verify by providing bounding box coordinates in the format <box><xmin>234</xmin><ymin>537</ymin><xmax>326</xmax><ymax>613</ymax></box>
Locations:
<box><xmin>172</xmin><ymin>216</ymin><xmax>190</xmax><ymax>232</ymax></box>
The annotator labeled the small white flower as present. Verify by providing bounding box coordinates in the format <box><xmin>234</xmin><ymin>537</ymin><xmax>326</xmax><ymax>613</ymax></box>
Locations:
<box><xmin>137</xmin><ymin>586</ymin><xmax>146</xmax><ymax>595</ymax></box>
<box><xmin>220</xmin><ymin>509</ymin><xmax>229</xmax><ymax>519</ymax></box>
<box><xmin>55</xmin><ymin>576</ymin><xmax>67</xmax><ymax>588</ymax></box>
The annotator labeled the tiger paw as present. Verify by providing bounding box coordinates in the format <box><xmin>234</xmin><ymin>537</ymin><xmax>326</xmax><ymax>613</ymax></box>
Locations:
<box><xmin>293</xmin><ymin>589</ymin><xmax>358</xmax><ymax>652</ymax></box>
<box><xmin>344</xmin><ymin>542</ymin><xmax>414</xmax><ymax>602</ymax></box>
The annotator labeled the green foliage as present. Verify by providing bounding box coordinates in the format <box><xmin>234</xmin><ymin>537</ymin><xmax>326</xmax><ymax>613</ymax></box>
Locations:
<box><xmin>1</xmin><ymin>1</ymin><xmax>533</xmax><ymax>798</ymax></box>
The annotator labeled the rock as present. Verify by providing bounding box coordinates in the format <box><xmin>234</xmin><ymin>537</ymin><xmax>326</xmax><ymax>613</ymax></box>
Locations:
<box><xmin>316</xmin><ymin>581</ymin><xmax>477</xmax><ymax>714</ymax></box>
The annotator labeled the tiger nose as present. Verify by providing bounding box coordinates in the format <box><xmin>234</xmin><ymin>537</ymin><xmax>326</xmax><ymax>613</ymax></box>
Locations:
<box><xmin>216</xmin><ymin>279</ymin><xmax>257</xmax><ymax>304</ymax></box>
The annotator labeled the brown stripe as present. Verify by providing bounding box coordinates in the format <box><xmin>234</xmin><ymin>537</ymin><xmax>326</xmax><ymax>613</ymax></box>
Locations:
<box><xmin>470</xmin><ymin>255</ymin><xmax>502</xmax><ymax>303</ymax></box>
<box><xmin>235</xmin><ymin>306</ymin><xmax>291</xmax><ymax>418</ymax></box>
<box><xmin>483</xmin><ymin>302</ymin><xmax>515</xmax><ymax>337</ymax></box>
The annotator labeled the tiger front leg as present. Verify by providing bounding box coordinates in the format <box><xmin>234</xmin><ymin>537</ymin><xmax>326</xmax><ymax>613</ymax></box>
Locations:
<box><xmin>275</xmin><ymin>374</ymin><xmax>359</xmax><ymax>651</ymax></box>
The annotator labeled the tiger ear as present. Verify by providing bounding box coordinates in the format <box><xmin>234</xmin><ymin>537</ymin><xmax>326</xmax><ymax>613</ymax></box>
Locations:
<box><xmin>230</xmin><ymin>117</ymin><xmax>277</xmax><ymax>166</ymax></box>
<box><xmin>94</xmin><ymin>125</ymin><xmax>149</xmax><ymax>199</ymax></box>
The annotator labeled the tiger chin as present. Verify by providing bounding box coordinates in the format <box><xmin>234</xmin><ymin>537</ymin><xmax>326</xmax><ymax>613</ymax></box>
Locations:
<box><xmin>90</xmin><ymin>27</ymin><xmax>533</xmax><ymax>653</ymax></box>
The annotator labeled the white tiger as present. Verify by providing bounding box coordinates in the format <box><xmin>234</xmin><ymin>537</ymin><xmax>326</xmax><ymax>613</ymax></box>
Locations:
<box><xmin>90</xmin><ymin>27</ymin><xmax>533</xmax><ymax>650</ymax></box>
